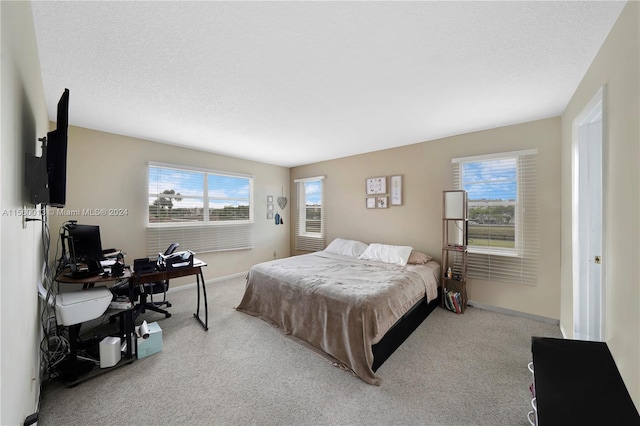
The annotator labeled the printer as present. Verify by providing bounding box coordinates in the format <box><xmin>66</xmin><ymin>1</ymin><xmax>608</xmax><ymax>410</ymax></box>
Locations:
<box><xmin>55</xmin><ymin>287</ymin><xmax>113</xmax><ymax>326</ymax></box>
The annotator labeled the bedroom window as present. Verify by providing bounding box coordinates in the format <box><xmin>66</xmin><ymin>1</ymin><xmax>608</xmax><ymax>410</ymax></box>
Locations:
<box><xmin>452</xmin><ymin>150</ymin><xmax>539</xmax><ymax>285</ymax></box>
<box><xmin>147</xmin><ymin>162</ymin><xmax>254</xmax><ymax>255</ymax></box>
<box><xmin>294</xmin><ymin>176</ymin><xmax>325</xmax><ymax>251</ymax></box>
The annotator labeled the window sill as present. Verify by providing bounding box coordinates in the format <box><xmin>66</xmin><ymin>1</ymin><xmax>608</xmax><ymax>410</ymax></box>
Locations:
<box><xmin>468</xmin><ymin>247</ymin><xmax>519</xmax><ymax>258</ymax></box>
<box><xmin>147</xmin><ymin>220</ymin><xmax>253</xmax><ymax>228</ymax></box>
<box><xmin>299</xmin><ymin>233</ymin><xmax>323</xmax><ymax>238</ymax></box>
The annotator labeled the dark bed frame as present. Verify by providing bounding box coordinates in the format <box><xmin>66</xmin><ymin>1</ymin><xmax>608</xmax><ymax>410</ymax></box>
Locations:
<box><xmin>371</xmin><ymin>287</ymin><xmax>442</xmax><ymax>372</ymax></box>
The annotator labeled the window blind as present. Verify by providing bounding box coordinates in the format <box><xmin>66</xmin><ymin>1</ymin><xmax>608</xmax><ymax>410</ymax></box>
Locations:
<box><xmin>147</xmin><ymin>224</ymin><xmax>254</xmax><ymax>257</ymax></box>
<box><xmin>453</xmin><ymin>150</ymin><xmax>539</xmax><ymax>285</ymax></box>
<box><xmin>147</xmin><ymin>162</ymin><xmax>254</xmax><ymax>255</ymax></box>
<box><xmin>294</xmin><ymin>176</ymin><xmax>326</xmax><ymax>251</ymax></box>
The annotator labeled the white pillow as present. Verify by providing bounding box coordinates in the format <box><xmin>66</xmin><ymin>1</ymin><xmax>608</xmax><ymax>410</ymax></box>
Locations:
<box><xmin>358</xmin><ymin>243</ymin><xmax>413</xmax><ymax>266</ymax></box>
<box><xmin>324</xmin><ymin>238</ymin><xmax>369</xmax><ymax>258</ymax></box>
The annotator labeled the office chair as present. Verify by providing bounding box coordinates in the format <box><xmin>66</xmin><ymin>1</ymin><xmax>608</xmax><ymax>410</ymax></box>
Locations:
<box><xmin>132</xmin><ymin>242</ymin><xmax>179</xmax><ymax>319</ymax></box>
<box><xmin>111</xmin><ymin>243</ymin><xmax>179</xmax><ymax>321</ymax></box>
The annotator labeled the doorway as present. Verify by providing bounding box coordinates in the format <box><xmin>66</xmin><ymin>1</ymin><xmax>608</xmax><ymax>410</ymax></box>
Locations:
<box><xmin>572</xmin><ymin>86</ymin><xmax>605</xmax><ymax>341</ymax></box>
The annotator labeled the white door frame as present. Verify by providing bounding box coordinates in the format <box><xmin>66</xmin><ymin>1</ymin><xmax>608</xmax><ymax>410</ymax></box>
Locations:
<box><xmin>571</xmin><ymin>85</ymin><xmax>606</xmax><ymax>341</ymax></box>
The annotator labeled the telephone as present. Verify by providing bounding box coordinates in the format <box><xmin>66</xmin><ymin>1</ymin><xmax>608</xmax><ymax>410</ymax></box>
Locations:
<box><xmin>157</xmin><ymin>250</ymin><xmax>194</xmax><ymax>270</ymax></box>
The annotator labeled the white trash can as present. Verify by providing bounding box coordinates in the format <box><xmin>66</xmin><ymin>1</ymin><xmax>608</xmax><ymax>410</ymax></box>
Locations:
<box><xmin>99</xmin><ymin>336</ymin><xmax>121</xmax><ymax>368</ymax></box>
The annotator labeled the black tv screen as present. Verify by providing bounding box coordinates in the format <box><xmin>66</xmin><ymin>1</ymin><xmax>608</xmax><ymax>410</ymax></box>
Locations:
<box><xmin>46</xmin><ymin>88</ymin><xmax>69</xmax><ymax>207</ymax></box>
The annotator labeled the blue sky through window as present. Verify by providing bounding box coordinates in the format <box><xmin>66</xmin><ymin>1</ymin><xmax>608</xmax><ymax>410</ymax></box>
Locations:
<box><xmin>149</xmin><ymin>167</ymin><xmax>203</xmax><ymax>197</ymax></box>
<box><xmin>149</xmin><ymin>166</ymin><xmax>251</xmax><ymax>210</ymax></box>
<box><xmin>305</xmin><ymin>181</ymin><xmax>322</xmax><ymax>205</ymax></box>
<box><xmin>208</xmin><ymin>174</ymin><xmax>250</xmax><ymax>199</ymax></box>
<box><xmin>462</xmin><ymin>159</ymin><xmax>516</xmax><ymax>201</ymax></box>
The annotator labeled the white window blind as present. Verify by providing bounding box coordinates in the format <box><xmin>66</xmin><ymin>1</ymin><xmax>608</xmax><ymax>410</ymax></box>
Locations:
<box><xmin>452</xmin><ymin>150</ymin><xmax>539</xmax><ymax>285</ymax></box>
<box><xmin>147</xmin><ymin>223</ymin><xmax>253</xmax><ymax>256</ymax></box>
<box><xmin>294</xmin><ymin>176</ymin><xmax>325</xmax><ymax>251</ymax></box>
<box><xmin>147</xmin><ymin>162</ymin><xmax>254</xmax><ymax>255</ymax></box>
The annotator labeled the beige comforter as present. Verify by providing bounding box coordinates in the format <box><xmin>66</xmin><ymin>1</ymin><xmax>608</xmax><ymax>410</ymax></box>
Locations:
<box><xmin>235</xmin><ymin>251</ymin><xmax>440</xmax><ymax>385</ymax></box>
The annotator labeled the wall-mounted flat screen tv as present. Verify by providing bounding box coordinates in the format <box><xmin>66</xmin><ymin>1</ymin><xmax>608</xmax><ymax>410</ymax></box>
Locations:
<box><xmin>46</xmin><ymin>88</ymin><xmax>69</xmax><ymax>207</ymax></box>
<box><xmin>25</xmin><ymin>88</ymin><xmax>69</xmax><ymax>207</ymax></box>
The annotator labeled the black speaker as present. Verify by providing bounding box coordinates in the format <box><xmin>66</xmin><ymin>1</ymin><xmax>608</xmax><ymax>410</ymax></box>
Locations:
<box><xmin>133</xmin><ymin>258</ymin><xmax>156</xmax><ymax>274</ymax></box>
<box><xmin>111</xmin><ymin>262</ymin><xmax>124</xmax><ymax>277</ymax></box>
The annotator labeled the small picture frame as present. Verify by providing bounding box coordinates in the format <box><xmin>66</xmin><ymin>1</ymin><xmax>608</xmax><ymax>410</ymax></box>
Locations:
<box><xmin>376</xmin><ymin>196</ymin><xmax>388</xmax><ymax>208</ymax></box>
<box><xmin>390</xmin><ymin>175</ymin><xmax>402</xmax><ymax>206</ymax></box>
<box><xmin>267</xmin><ymin>211</ymin><xmax>274</xmax><ymax>219</ymax></box>
<box><xmin>366</xmin><ymin>197</ymin><xmax>376</xmax><ymax>209</ymax></box>
<box><xmin>267</xmin><ymin>195</ymin><xmax>273</xmax><ymax>203</ymax></box>
<box><xmin>366</xmin><ymin>176</ymin><xmax>387</xmax><ymax>195</ymax></box>
<box><xmin>267</xmin><ymin>204</ymin><xmax>274</xmax><ymax>212</ymax></box>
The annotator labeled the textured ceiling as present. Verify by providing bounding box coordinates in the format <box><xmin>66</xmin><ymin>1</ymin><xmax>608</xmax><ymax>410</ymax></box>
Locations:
<box><xmin>31</xmin><ymin>1</ymin><xmax>626</xmax><ymax>168</ymax></box>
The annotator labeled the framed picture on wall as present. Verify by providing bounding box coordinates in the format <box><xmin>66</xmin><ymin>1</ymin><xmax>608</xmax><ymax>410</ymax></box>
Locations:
<box><xmin>390</xmin><ymin>175</ymin><xmax>402</xmax><ymax>205</ymax></box>
<box><xmin>376</xmin><ymin>196</ymin><xmax>388</xmax><ymax>208</ymax></box>
<box><xmin>366</xmin><ymin>197</ymin><xmax>376</xmax><ymax>209</ymax></box>
<box><xmin>366</xmin><ymin>176</ymin><xmax>387</xmax><ymax>195</ymax></box>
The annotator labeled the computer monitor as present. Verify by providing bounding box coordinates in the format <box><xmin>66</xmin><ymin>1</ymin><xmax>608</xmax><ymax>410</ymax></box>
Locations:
<box><xmin>67</xmin><ymin>225</ymin><xmax>103</xmax><ymax>275</ymax></box>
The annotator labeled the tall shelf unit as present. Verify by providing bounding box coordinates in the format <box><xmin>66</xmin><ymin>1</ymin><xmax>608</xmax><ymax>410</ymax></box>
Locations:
<box><xmin>441</xmin><ymin>190</ymin><xmax>468</xmax><ymax>313</ymax></box>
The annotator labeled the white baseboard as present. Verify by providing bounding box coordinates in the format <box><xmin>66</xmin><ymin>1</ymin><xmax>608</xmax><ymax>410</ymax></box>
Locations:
<box><xmin>167</xmin><ymin>271</ymin><xmax>248</xmax><ymax>294</ymax></box>
<box><xmin>559</xmin><ymin>324</ymin><xmax>569</xmax><ymax>338</ymax></box>
<box><xmin>467</xmin><ymin>299</ymin><xmax>559</xmax><ymax>325</ymax></box>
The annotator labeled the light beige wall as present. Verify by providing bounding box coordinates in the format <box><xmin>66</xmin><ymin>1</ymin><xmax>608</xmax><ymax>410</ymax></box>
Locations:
<box><xmin>560</xmin><ymin>1</ymin><xmax>639</xmax><ymax>407</ymax></box>
<box><xmin>1</xmin><ymin>2</ymin><xmax>50</xmax><ymax>424</ymax></box>
<box><xmin>49</xmin><ymin>126</ymin><xmax>290</xmax><ymax>288</ymax></box>
<box><xmin>291</xmin><ymin>117</ymin><xmax>561</xmax><ymax>319</ymax></box>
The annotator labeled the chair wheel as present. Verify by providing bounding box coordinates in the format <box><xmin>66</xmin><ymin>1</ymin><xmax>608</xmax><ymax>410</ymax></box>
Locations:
<box><xmin>166</xmin><ymin>303</ymin><xmax>172</xmax><ymax>308</ymax></box>
<box><xmin>165</xmin><ymin>313</ymin><xmax>172</xmax><ymax>318</ymax></box>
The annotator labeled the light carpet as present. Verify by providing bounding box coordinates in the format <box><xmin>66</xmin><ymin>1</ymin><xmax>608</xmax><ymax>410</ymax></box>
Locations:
<box><xmin>38</xmin><ymin>276</ymin><xmax>561</xmax><ymax>425</ymax></box>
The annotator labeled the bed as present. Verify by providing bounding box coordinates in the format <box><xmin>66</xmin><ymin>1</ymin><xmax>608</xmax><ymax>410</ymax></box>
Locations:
<box><xmin>235</xmin><ymin>239</ymin><xmax>441</xmax><ymax>385</ymax></box>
